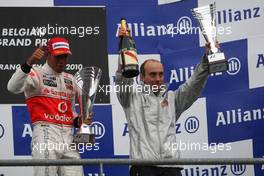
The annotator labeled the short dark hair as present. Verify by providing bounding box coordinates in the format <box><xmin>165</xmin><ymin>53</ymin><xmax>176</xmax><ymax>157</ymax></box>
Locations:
<box><xmin>140</xmin><ymin>59</ymin><xmax>161</xmax><ymax>76</ymax></box>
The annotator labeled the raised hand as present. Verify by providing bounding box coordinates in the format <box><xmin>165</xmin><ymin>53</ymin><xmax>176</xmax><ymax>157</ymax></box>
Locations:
<box><xmin>27</xmin><ymin>45</ymin><xmax>47</xmax><ymax>66</ymax></box>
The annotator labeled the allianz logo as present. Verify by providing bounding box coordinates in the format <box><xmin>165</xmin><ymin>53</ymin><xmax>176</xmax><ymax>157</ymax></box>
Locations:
<box><xmin>116</xmin><ymin>16</ymin><xmax>193</xmax><ymax>37</ymax></box>
<box><xmin>183</xmin><ymin>164</ymin><xmax>246</xmax><ymax>176</ymax></box>
<box><xmin>169</xmin><ymin>57</ymin><xmax>241</xmax><ymax>84</ymax></box>
<box><xmin>216</xmin><ymin>107</ymin><xmax>264</xmax><ymax>127</ymax></box>
<box><xmin>217</xmin><ymin>6</ymin><xmax>261</xmax><ymax>24</ymax></box>
<box><xmin>184</xmin><ymin>116</ymin><xmax>199</xmax><ymax>134</ymax></box>
<box><xmin>91</xmin><ymin>121</ymin><xmax>105</xmax><ymax>139</ymax></box>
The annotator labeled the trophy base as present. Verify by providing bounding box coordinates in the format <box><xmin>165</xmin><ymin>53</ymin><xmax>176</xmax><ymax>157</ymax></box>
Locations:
<box><xmin>122</xmin><ymin>64</ymin><xmax>139</xmax><ymax>78</ymax></box>
<box><xmin>208</xmin><ymin>60</ymin><xmax>228</xmax><ymax>73</ymax></box>
<box><xmin>73</xmin><ymin>133</ymin><xmax>95</xmax><ymax>144</ymax></box>
<box><xmin>208</xmin><ymin>52</ymin><xmax>228</xmax><ymax>73</ymax></box>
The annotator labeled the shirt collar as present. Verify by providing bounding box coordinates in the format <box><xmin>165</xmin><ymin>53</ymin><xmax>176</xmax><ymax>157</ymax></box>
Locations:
<box><xmin>42</xmin><ymin>62</ymin><xmax>61</xmax><ymax>75</ymax></box>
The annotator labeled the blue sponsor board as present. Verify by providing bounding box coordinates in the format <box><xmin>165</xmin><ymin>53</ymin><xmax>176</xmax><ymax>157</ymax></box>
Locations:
<box><xmin>80</xmin><ymin>105</ymin><xmax>114</xmax><ymax>157</ymax></box>
<box><xmin>107</xmin><ymin>1</ymin><xmax>198</xmax><ymax>54</ymax></box>
<box><xmin>157</xmin><ymin>0</ymin><xmax>198</xmax><ymax>52</ymax></box>
<box><xmin>107</xmin><ymin>5</ymin><xmax>159</xmax><ymax>54</ymax></box>
<box><xmin>207</xmin><ymin>87</ymin><xmax>264</xmax><ymax>143</ymax></box>
<box><xmin>12</xmin><ymin>105</ymin><xmax>114</xmax><ymax>157</ymax></box>
<box><xmin>83</xmin><ymin>155</ymin><xmax>129</xmax><ymax>176</ymax></box>
<box><xmin>54</xmin><ymin>0</ymin><xmax>160</xmax><ymax>54</ymax></box>
<box><xmin>161</xmin><ymin>39</ymin><xmax>248</xmax><ymax>95</ymax></box>
<box><xmin>253</xmin><ymin>138</ymin><xmax>264</xmax><ymax>176</ymax></box>
<box><xmin>12</xmin><ymin>106</ymin><xmax>32</xmax><ymax>155</ymax></box>
<box><xmin>161</xmin><ymin>45</ymin><xmax>203</xmax><ymax>90</ymax></box>
<box><xmin>55</xmin><ymin>0</ymin><xmax>198</xmax><ymax>54</ymax></box>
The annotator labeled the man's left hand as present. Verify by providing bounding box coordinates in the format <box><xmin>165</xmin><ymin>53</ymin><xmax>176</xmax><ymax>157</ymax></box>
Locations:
<box><xmin>205</xmin><ymin>42</ymin><xmax>220</xmax><ymax>56</ymax></box>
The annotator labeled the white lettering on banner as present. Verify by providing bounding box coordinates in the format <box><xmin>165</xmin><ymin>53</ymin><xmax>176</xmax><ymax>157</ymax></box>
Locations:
<box><xmin>169</xmin><ymin>57</ymin><xmax>241</xmax><ymax>84</ymax></box>
<box><xmin>117</xmin><ymin>21</ymin><xmax>188</xmax><ymax>37</ymax></box>
<box><xmin>257</xmin><ymin>54</ymin><xmax>264</xmax><ymax>68</ymax></box>
<box><xmin>0</xmin><ymin>38</ymin><xmax>31</xmax><ymax>46</ymax></box>
<box><xmin>35</xmin><ymin>38</ymin><xmax>49</xmax><ymax>46</ymax></box>
<box><xmin>216</xmin><ymin>108</ymin><xmax>264</xmax><ymax>126</ymax></box>
<box><xmin>2</xmin><ymin>27</ymin><xmax>45</xmax><ymax>37</ymax></box>
<box><xmin>183</xmin><ymin>166</ymin><xmax>227</xmax><ymax>176</ymax></box>
<box><xmin>169</xmin><ymin>66</ymin><xmax>195</xmax><ymax>83</ymax></box>
<box><xmin>217</xmin><ymin>7</ymin><xmax>261</xmax><ymax>24</ymax></box>
<box><xmin>0</xmin><ymin>64</ymin><xmax>20</xmax><ymax>71</ymax></box>
<box><xmin>116</xmin><ymin>22</ymin><xmax>174</xmax><ymax>37</ymax></box>
<box><xmin>22</xmin><ymin>124</ymin><xmax>32</xmax><ymax>137</ymax></box>
<box><xmin>116</xmin><ymin>16</ymin><xmax>231</xmax><ymax>38</ymax></box>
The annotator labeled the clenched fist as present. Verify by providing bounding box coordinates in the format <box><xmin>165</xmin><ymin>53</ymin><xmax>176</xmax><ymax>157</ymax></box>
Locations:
<box><xmin>204</xmin><ymin>41</ymin><xmax>220</xmax><ymax>56</ymax></box>
<box><xmin>27</xmin><ymin>46</ymin><xmax>47</xmax><ymax>66</ymax></box>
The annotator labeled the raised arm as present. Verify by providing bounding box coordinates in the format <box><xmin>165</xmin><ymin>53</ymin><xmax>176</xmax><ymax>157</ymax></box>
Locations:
<box><xmin>115</xmin><ymin>25</ymin><xmax>135</xmax><ymax>108</ymax></box>
<box><xmin>174</xmin><ymin>43</ymin><xmax>213</xmax><ymax>119</ymax></box>
<box><xmin>7</xmin><ymin>46</ymin><xmax>46</xmax><ymax>94</ymax></box>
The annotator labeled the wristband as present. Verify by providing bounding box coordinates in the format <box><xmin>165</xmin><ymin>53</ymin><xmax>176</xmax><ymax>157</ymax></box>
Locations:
<box><xmin>21</xmin><ymin>62</ymin><xmax>32</xmax><ymax>74</ymax></box>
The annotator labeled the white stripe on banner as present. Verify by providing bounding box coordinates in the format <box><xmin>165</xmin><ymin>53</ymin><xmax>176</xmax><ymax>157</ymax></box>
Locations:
<box><xmin>0</xmin><ymin>0</ymin><xmax>53</xmax><ymax>6</ymax></box>
<box><xmin>158</xmin><ymin>0</ymin><xmax>183</xmax><ymax>5</ymax></box>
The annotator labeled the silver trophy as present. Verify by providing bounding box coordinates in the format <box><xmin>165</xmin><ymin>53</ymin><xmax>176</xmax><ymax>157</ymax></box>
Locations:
<box><xmin>73</xmin><ymin>67</ymin><xmax>102</xmax><ymax>144</ymax></box>
<box><xmin>191</xmin><ymin>2</ymin><xmax>228</xmax><ymax>73</ymax></box>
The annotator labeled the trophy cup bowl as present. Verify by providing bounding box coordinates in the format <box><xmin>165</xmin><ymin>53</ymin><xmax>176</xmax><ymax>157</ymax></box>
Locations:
<box><xmin>191</xmin><ymin>2</ymin><xmax>228</xmax><ymax>73</ymax></box>
<box><xmin>73</xmin><ymin>66</ymin><xmax>102</xmax><ymax>144</ymax></box>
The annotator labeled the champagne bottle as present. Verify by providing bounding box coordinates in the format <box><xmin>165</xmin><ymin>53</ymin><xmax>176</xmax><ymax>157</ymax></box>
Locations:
<box><xmin>118</xmin><ymin>18</ymin><xmax>139</xmax><ymax>78</ymax></box>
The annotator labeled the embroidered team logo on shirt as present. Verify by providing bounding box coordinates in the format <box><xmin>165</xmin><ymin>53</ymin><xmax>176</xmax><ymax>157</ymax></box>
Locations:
<box><xmin>43</xmin><ymin>79</ymin><xmax>57</xmax><ymax>87</ymax></box>
<box><xmin>64</xmin><ymin>78</ymin><xmax>73</xmax><ymax>91</ymax></box>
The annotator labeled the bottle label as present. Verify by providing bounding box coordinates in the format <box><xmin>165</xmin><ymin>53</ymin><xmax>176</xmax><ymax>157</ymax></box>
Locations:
<box><xmin>120</xmin><ymin>50</ymin><xmax>138</xmax><ymax>65</ymax></box>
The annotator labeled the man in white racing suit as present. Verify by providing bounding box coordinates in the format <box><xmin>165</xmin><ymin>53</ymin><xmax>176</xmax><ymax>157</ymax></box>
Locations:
<box><xmin>7</xmin><ymin>37</ymin><xmax>84</xmax><ymax>176</ymax></box>
<box><xmin>116</xmin><ymin>27</ymin><xmax>213</xmax><ymax>176</ymax></box>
